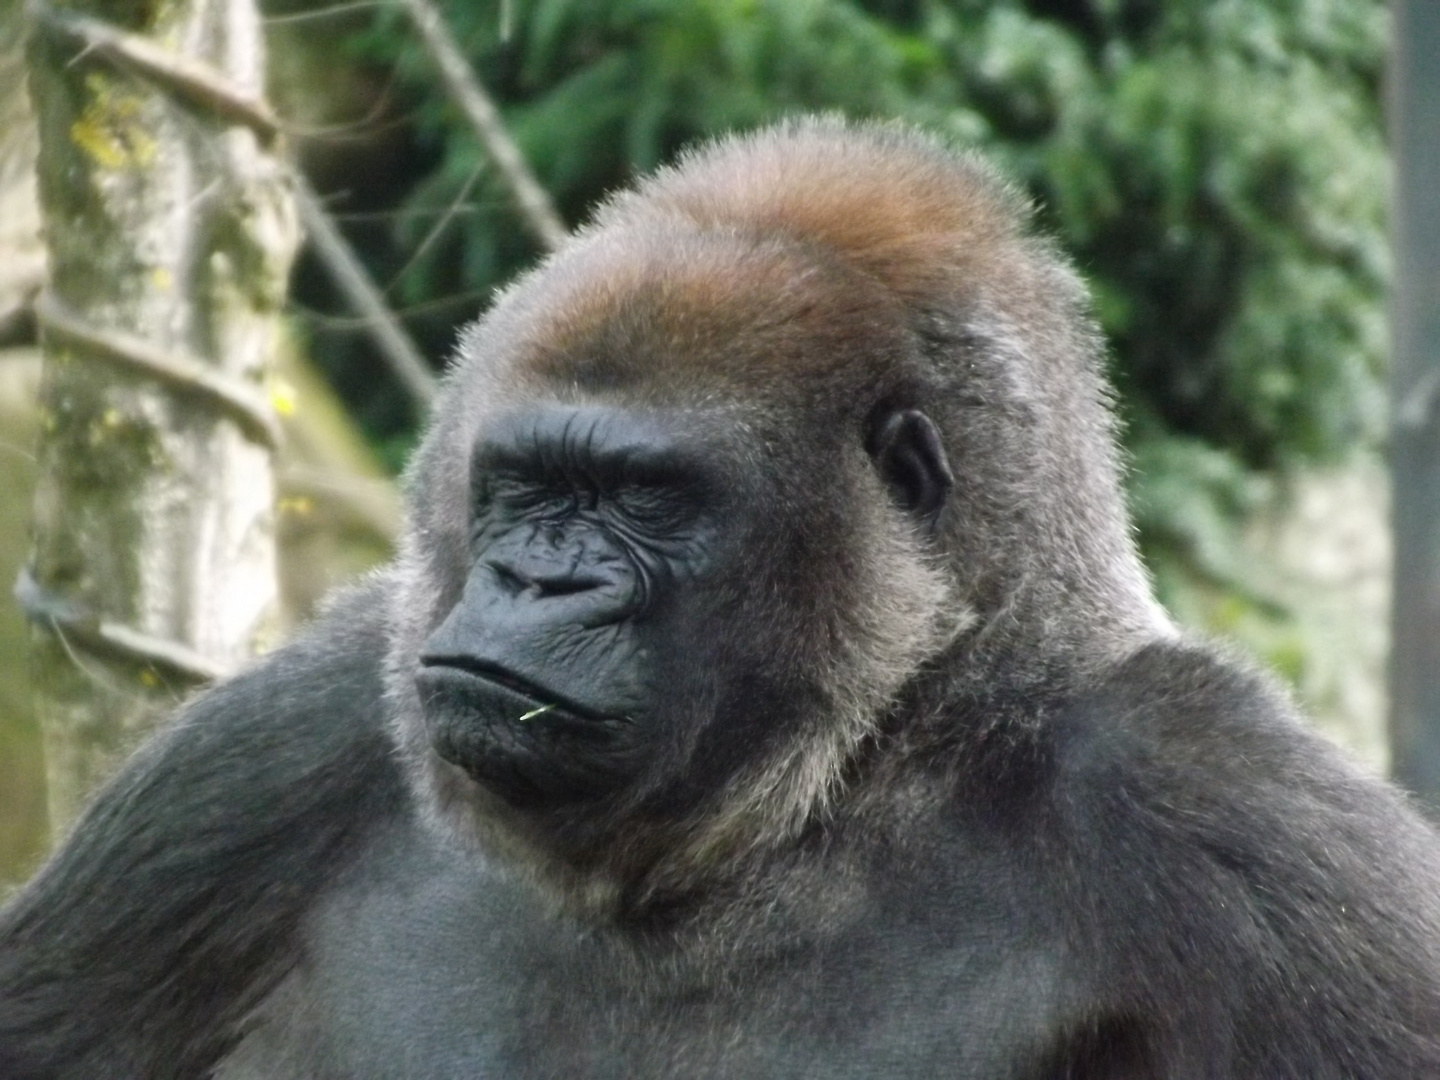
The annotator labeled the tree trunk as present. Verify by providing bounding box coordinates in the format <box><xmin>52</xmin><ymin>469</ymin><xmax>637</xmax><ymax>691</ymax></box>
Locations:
<box><xmin>24</xmin><ymin>0</ymin><xmax>298</xmax><ymax>832</ymax></box>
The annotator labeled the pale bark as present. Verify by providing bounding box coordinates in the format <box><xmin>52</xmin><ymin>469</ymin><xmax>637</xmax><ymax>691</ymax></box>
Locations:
<box><xmin>25</xmin><ymin>0</ymin><xmax>299</xmax><ymax>831</ymax></box>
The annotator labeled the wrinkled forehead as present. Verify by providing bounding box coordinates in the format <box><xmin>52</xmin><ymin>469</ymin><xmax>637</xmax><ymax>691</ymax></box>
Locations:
<box><xmin>454</xmin><ymin>222</ymin><xmax>913</xmax><ymax>417</ymax></box>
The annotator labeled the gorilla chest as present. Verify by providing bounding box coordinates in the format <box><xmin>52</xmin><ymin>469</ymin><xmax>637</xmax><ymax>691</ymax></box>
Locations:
<box><xmin>222</xmin><ymin>837</ymin><xmax>1072</xmax><ymax>1079</ymax></box>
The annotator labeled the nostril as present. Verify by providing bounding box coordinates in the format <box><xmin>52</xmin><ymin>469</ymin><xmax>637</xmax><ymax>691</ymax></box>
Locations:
<box><xmin>486</xmin><ymin>562</ymin><xmax>530</xmax><ymax>596</ymax></box>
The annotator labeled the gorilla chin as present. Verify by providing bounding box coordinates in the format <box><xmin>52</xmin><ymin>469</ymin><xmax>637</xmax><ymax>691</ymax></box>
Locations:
<box><xmin>415</xmin><ymin>661</ymin><xmax>642</xmax><ymax>807</ymax></box>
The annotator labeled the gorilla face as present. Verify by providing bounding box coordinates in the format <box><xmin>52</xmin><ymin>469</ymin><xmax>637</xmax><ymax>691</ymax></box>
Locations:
<box><xmin>415</xmin><ymin>405</ymin><xmax>728</xmax><ymax>808</ymax></box>
<box><xmin>414</xmin><ymin>395</ymin><xmax>955</xmax><ymax>814</ymax></box>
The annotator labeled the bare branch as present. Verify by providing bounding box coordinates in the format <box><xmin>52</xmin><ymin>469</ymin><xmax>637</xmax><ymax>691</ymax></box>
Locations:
<box><xmin>35</xmin><ymin>294</ymin><xmax>283</xmax><ymax>449</ymax></box>
<box><xmin>398</xmin><ymin>0</ymin><xmax>567</xmax><ymax>251</ymax></box>
<box><xmin>294</xmin><ymin>176</ymin><xmax>438</xmax><ymax>406</ymax></box>
<box><xmin>32</xmin><ymin>3</ymin><xmax>280</xmax><ymax>144</ymax></box>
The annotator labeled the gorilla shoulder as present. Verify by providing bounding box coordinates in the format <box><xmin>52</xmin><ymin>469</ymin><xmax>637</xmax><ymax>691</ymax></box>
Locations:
<box><xmin>0</xmin><ymin>578</ymin><xmax>406</xmax><ymax>1077</ymax></box>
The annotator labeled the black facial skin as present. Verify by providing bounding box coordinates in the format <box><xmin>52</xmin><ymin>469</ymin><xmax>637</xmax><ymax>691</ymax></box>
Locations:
<box><xmin>415</xmin><ymin>405</ymin><xmax>717</xmax><ymax>807</ymax></box>
<box><xmin>416</xmin><ymin>401</ymin><xmax>953</xmax><ymax>810</ymax></box>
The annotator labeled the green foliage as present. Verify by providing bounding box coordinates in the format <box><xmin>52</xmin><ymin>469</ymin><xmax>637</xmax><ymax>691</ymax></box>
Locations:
<box><xmin>322</xmin><ymin>0</ymin><xmax>1387</xmax><ymax>642</ymax></box>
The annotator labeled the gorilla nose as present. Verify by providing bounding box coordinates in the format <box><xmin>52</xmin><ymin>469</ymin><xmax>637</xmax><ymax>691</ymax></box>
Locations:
<box><xmin>478</xmin><ymin>549</ymin><xmax>644</xmax><ymax>627</ymax></box>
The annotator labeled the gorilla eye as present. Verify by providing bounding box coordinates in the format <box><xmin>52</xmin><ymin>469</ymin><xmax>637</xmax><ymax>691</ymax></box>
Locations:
<box><xmin>869</xmin><ymin>409</ymin><xmax>954</xmax><ymax>525</ymax></box>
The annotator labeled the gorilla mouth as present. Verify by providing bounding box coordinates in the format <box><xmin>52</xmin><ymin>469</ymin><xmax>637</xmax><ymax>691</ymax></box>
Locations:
<box><xmin>415</xmin><ymin>657</ymin><xmax>638</xmax><ymax>806</ymax></box>
<box><xmin>418</xmin><ymin>656</ymin><xmax>615</xmax><ymax>725</ymax></box>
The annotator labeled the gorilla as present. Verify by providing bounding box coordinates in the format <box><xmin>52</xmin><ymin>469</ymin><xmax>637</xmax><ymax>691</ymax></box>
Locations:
<box><xmin>5</xmin><ymin>119</ymin><xmax>1440</xmax><ymax>1079</ymax></box>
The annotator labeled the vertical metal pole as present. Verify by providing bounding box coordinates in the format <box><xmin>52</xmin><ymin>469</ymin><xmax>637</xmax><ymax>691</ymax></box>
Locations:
<box><xmin>1388</xmin><ymin>0</ymin><xmax>1440</xmax><ymax>800</ymax></box>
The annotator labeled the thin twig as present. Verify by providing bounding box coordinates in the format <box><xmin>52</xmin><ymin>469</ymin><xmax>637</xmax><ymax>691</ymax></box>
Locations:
<box><xmin>382</xmin><ymin>162</ymin><xmax>485</xmax><ymax>294</ymax></box>
<box><xmin>15</xmin><ymin>566</ymin><xmax>231</xmax><ymax>684</ymax></box>
<box><xmin>263</xmin><ymin>0</ymin><xmax>389</xmax><ymax>26</ymax></box>
<box><xmin>293</xmin><ymin>175</ymin><xmax>438</xmax><ymax>406</ymax></box>
<box><xmin>291</xmin><ymin>288</ymin><xmax>491</xmax><ymax>327</ymax></box>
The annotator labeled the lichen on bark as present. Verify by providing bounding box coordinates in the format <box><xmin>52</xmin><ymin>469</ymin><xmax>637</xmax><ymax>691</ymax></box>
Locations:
<box><xmin>25</xmin><ymin>0</ymin><xmax>298</xmax><ymax>831</ymax></box>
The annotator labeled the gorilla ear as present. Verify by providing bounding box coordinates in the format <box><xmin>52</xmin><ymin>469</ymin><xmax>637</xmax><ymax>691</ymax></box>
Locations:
<box><xmin>870</xmin><ymin>409</ymin><xmax>954</xmax><ymax>526</ymax></box>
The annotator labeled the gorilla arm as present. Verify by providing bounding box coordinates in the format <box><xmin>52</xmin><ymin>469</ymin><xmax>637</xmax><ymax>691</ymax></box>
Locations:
<box><xmin>1037</xmin><ymin>641</ymin><xmax>1440</xmax><ymax>1075</ymax></box>
<box><xmin>0</xmin><ymin>578</ymin><xmax>406</xmax><ymax>1080</ymax></box>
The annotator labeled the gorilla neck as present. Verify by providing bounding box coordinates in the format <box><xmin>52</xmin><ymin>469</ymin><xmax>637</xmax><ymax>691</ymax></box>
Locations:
<box><xmin>977</xmin><ymin>579</ymin><xmax>1171</xmax><ymax>678</ymax></box>
<box><xmin>395</xmin><ymin>532</ymin><xmax>1170</xmax><ymax>926</ymax></box>
<box><xmin>959</xmin><ymin>510</ymin><xmax>1175</xmax><ymax>687</ymax></box>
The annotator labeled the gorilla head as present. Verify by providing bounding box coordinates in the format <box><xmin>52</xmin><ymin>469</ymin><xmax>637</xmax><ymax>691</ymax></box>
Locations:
<box><xmin>386</xmin><ymin>120</ymin><xmax>1168</xmax><ymax>905</ymax></box>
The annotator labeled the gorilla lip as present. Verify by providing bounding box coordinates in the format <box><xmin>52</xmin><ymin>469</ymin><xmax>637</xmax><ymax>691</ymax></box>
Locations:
<box><xmin>416</xmin><ymin>655</ymin><xmax>621</xmax><ymax>726</ymax></box>
<box><xmin>416</xmin><ymin>657</ymin><xmax>639</xmax><ymax>804</ymax></box>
